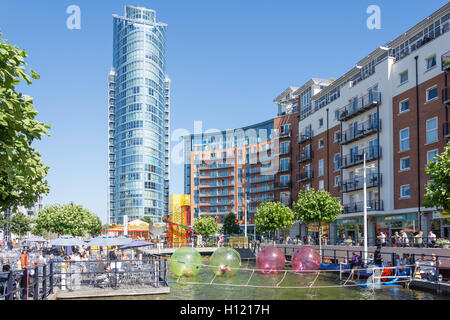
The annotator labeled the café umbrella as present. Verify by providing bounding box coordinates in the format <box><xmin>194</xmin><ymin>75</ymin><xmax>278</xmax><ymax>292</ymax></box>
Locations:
<box><xmin>24</xmin><ymin>236</ymin><xmax>48</xmax><ymax>243</ymax></box>
<box><xmin>118</xmin><ymin>239</ymin><xmax>153</xmax><ymax>250</ymax></box>
<box><xmin>85</xmin><ymin>235</ymin><xmax>132</xmax><ymax>247</ymax></box>
<box><xmin>49</xmin><ymin>235</ymin><xmax>85</xmax><ymax>247</ymax></box>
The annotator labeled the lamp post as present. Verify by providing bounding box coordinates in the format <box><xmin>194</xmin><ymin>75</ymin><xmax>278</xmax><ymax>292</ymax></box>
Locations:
<box><xmin>363</xmin><ymin>152</ymin><xmax>368</xmax><ymax>265</ymax></box>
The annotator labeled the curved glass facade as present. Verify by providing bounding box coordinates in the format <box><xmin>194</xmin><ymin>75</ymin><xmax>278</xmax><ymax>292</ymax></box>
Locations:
<box><xmin>108</xmin><ymin>6</ymin><xmax>169</xmax><ymax>224</ymax></box>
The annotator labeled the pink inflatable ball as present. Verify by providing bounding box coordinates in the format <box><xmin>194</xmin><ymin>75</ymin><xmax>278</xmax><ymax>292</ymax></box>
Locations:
<box><xmin>256</xmin><ymin>246</ymin><xmax>286</xmax><ymax>274</ymax></box>
<box><xmin>291</xmin><ymin>246</ymin><xmax>321</xmax><ymax>273</ymax></box>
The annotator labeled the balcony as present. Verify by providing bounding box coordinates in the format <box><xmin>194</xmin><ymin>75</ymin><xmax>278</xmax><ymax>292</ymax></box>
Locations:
<box><xmin>297</xmin><ymin>131</ymin><xmax>313</xmax><ymax>144</ymax></box>
<box><xmin>200</xmin><ymin>181</ymin><xmax>234</xmax><ymax>188</ymax></box>
<box><xmin>199</xmin><ymin>192</ymin><xmax>231</xmax><ymax>197</ymax></box>
<box><xmin>296</xmin><ymin>170</ymin><xmax>313</xmax><ymax>182</ymax></box>
<box><xmin>248</xmin><ymin>175</ymin><xmax>275</xmax><ymax>184</ymax></box>
<box><xmin>250</xmin><ymin>195</ymin><xmax>275</xmax><ymax>203</ymax></box>
<box><xmin>249</xmin><ymin>184</ymin><xmax>274</xmax><ymax>194</ymax></box>
<box><xmin>442</xmin><ymin>51</ymin><xmax>450</xmax><ymax>71</ymax></box>
<box><xmin>338</xmin><ymin>91</ymin><xmax>381</xmax><ymax>121</ymax></box>
<box><xmin>198</xmin><ymin>162</ymin><xmax>235</xmax><ymax>170</ymax></box>
<box><xmin>273</xmin><ymin>182</ymin><xmax>291</xmax><ymax>190</ymax></box>
<box><xmin>297</xmin><ymin>150</ymin><xmax>313</xmax><ymax>163</ymax></box>
<box><xmin>443</xmin><ymin>88</ymin><xmax>450</xmax><ymax>105</ymax></box>
<box><xmin>343</xmin><ymin>199</ymin><xmax>384</xmax><ymax>214</ymax></box>
<box><xmin>200</xmin><ymin>199</ymin><xmax>235</xmax><ymax>206</ymax></box>
<box><xmin>279</xmin><ymin>129</ymin><xmax>291</xmax><ymax>139</ymax></box>
<box><xmin>340</xmin><ymin>119</ymin><xmax>381</xmax><ymax>145</ymax></box>
<box><xmin>339</xmin><ymin>146</ymin><xmax>381</xmax><ymax>169</ymax></box>
<box><xmin>339</xmin><ymin>173</ymin><xmax>382</xmax><ymax>193</ymax></box>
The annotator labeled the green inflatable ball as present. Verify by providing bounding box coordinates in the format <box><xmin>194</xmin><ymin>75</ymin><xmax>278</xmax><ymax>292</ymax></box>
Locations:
<box><xmin>210</xmin><ymin>247</ymin><xmax>241</xmax><ymax>276</ymax></box>
<box><xmin>170</xmin><ymin>247</ymin><xmax>202</xmax><ymax>277</ymax></box>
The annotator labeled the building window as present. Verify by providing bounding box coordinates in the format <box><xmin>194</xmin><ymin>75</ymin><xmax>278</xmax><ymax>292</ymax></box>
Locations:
<box><xmin>318</xmin><ymin>139</ymin><xmax>324</xmax><ymax>149</ymax></box>
<box><xmin>426</xmin><ymin>86</ymin><xmax>438</xmax><ymax>102</ymax></box>
<box><xmin>399</xmin><ymin>71</ymin><xmax>408</xmax><ymax>84</ymax></box>
<box><xmin>399</xmin><ymin>128</ymin><xmax>410</xmax><ymax>152</ymax></box>
<box><xmin>426</xmin><ymin>55</ymin><xmax>436</xmax><ymax>70</ymax></box>
<box><xmin>426</xmin><ymin>117</ymin><xmax>438</xmax><ymax>144</ymax></box>
<box><xmin>400</xmin><ymin>185</ymin><xmax>411</xmax><ymax>198</ymax></box>
<box><xmin>334</xmin><ymin>131</ymin><xmax>340</xmax><ymax>142</ymax></box>
<box><xmin>280</xmin><ymin>158</ymin><xmax>290</xmax><ymax>172</ymax></box>
<box><xmin>280</xmin><ymin>141</ymin><xmax>290</xmax><ymax>154</ymax></box>
<box><xmin>318</xmin><ymin>159</ymin><xmax>324</xmax><ymax>176</ymax></box>
<box><xmin>318</xmin><ymin>180</ymin><xmax>324</xmax><ymax>190</ymax></box>
<box><xmin>427</xmin><ymin>149</ymin><xmax>438</xmax><ymax>164</ymax></box>
<box><xmin>334</xmin><ymin>176</ymin><xmax>340</xmax><ymax>187</ymax></box>
<box><xmin>400</xmin><ymin>157</ymin><xmax>410</xmax><ymax>171</ymax></box>
<box><xmin>334</xmin><ymin>154</ymin><xmax>340</xmax><ymax>171</ymax></box>
<box><xmin>318</xmin><ymin>118</ymin><xmax>324</xmax><ymax>128</ymax></box>
<box><xmin>280</xmin><ymin>175</ymin><xmax>290</xmax><ymax>185</ymax></box>
<box><xmin>334</xmin><ymin>110</ymin><xmax>339</xmax><ymax>120</ymax></box>
<box><xmin>399</xmin><ymin>99</ymin><xmax>409</xmax><ymax>113</ymax></box>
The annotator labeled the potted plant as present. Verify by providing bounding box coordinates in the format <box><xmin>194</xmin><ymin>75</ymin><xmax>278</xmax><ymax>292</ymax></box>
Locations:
<box><xmin>436</xmin><ymin>238</ymin><xmax>450</xmax><ymax>249</ymax></box>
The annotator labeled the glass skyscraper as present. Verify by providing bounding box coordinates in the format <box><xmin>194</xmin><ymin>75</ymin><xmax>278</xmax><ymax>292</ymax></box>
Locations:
<box><xmin>108</xmin><ymin>6</ymin><xmax>169</xmax><ymax>224</ymax></box>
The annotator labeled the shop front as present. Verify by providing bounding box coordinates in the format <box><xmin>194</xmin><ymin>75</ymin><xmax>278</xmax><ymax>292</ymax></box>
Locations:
<box><xmin>431</xmin><ymin>211</ymin><xmax>450</xmax><ymax>238</ymax></box>
<box><xmin>376</xmin><ymin>213</ymin><xmax>418</xmax><ymax>245</ymax></box>
<box><xmin>307</xmin><ymin>222</ymin><xmax>329</xmax><ymax>244</ymax></box>
<box><xmin>336</xmin><ymin>217</ymin><xmax>364</xmax><ymax>246</ymax></box>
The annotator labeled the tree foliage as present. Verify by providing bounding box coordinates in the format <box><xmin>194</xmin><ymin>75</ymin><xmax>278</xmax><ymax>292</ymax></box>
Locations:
<box><xmin>222</xmin><ymin>213</ymin><xmax>241</xmax><ymax>235</ymax></box>
<box><xmin>424</xmin><ymin>143</ymin><xmax>450</xmax><ymax>211</ymax></box>
<box><xmin>0</xmin><ymin>33</ymin><xmax>51</xmax><ymax>213</ymax></box>
<box><xmin>193</xmin><ymin>216</ymin><xmax>221</xmax><ymax>237</ymax></box>
<box><xmin>255</xmin><ymin>202</ymin><xmax>294</xmax><ymax>235</ymax></box>
<box><xmin>10</xmin><ymin>211</ymin><xmax>31</xmax><ymax>237</ymax></box>
<box><xmin>32</xmin><ymin>202</ymin><xmax>102</xmax><ymax>237</ymax></box>
<box><xmin>293</xmin><ymin>189</ymin><xmax>343</xmax><ymax>225</ymax></box>
<box><xmin>141</xmin><ymin>216</ymin><xmax>154</xmax><ymax>226</ymax></box>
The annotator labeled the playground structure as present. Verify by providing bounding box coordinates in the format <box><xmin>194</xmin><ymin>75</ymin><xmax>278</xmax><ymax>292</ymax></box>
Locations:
<box><xmin>166</xmin><ymin>195</ymin><xmax>194</xmax><ymax>248</ymax></box>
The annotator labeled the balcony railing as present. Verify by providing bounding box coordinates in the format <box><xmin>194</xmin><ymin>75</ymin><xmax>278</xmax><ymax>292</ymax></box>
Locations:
<box><xmin>248</xmin><ymin>175</ymin><xmax>275</xmax><ymax>184</ymax></box>
<box><xmin>443</xmin><ymin>88</ymin><xmax>450</xmax><ymax>105</ymax></box>
<box><xmin>442</xmin><ymin>51</ymin><xmax>450</xmax><ymax>71</ymax></box>
<box><xmin>337</xmin><ymin>91</ymin><xmax>381</xmax><ymax>121</ymax></box>
<box><xmin>200</xmin><ymin>192</ymin><xmax>232</xmax><ymax>197</ymax></box>
<box><xmin>200</xmin><ymin>181</ymin><xmax>235</xmax><ymax>188</ymax></box>
<box><xmin>297</xmin><ymin>131</ymin><xmax>313</xmax><ymax>144</ymax></box>
<box><xmin>297</xmin><ymin>150</ymin><xmax>313</xmax><ymax>163</ymax></box>
<box><xmin>273</xmin><ymin>181</ymin><xmax>291</xmax><ymax>190</ymax></box>
<box><xmin>249</xmin><ymin>184</ymin><xmax>274</xmax><ymax>194</ymax></box>
<box><xmin>296</xmin><ymin>170</ymin><xmax>313</xmax><ymax>182</ymax></box>
<box><xmin>278</xmin><ymin>129</ymin><xmax>291</xmax><ymax>139</ymax></box>
<box><xmin>250</xmin><ymin>195</ymin><xmax>275</xmax><ymax>203</ymax></box>
<box><xmin>343</xmin><ymin>199</ymin><xmax>384</xmax><ymax>214</ymax></box>
<box><xmin>339</xmin><ymin>173</ymin><xmax>382</xmax><ymax>193</ymax></box>
<box><xmin>199</xmin><ymin>173</ymin><xmax>234</xmax><ymax>179</ymax></box>
<box><xmin>198</xmin><ymin>162</ymin><xmax>235</xmax><ymax>170</ymax></box>
<box><xmin>339</xmin><ymin>146</ymin><xmax>381</xmax><ymax>169</ymax></box>
<box><xmin>200</xmin><ymin>199</ymin><xmax>235</xmax><ymax>206</ymax></box>
<box><xmin>340</xmin><ymin>119</ymin><xmax>381</xmax><ymax>145</ymax></box>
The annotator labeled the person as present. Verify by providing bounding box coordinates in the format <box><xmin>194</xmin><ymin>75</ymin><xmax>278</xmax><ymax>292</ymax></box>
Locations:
<box><xmin>108</xmin><ymin>247</ymin><xmax>118</xmax><ymax>261</ymax></box>
<box><xmin>415</xmin><ymin>231</ymin><xmax>424</xmax><ymax>248</ymax></box>
<box><xmin>394</xmin><ymin>254</ymin><xmax>401</xmax><ymax>277</ymax></box>
<box><xmin>391</xmin><ymin>232</ymin><xmax>400</xmax><ymax>247</ymax></box>
<box><xmin>400</xmin><ymin>230</ymin><xmax>409</xmax><ymax>247</ymax></box>
<box><xmin>47</xmin><ymin>254</ymin><xmax>56</xmax><ymax>264</ymax></box>
<box><xmin>427</xmin><ymin>231</ymin><xmax>436</xmax><ymax>248</ymax></box>
<box><xmin>38</xmin><ymin>250</ymin><xmax>46</xmax><ymax>265</ymax></box>
<box><xmin>374</xmin><ymin>246</ymin><xmax>383</xmax><ymax>266</ymax></box>
<box><xmin>95</xmin><ymin>261</ymin><xmax>111</xmax><ymax>288</ymax></box>
<box><xmin>286</xmin><ymin>235</ymin><xmax>292</xmax><ymax>244</ymax></box>
<box><xmin>377</xmin><ymin>231</ymin><xmax>386</xmax><ymax>247</ymax></box>
<box><xmin>350</xmin><ymin>252</ymin><xmax>362</xmax><ymax>280</ymax></box>
<box><xmin>20</xmin><ymin>249</ymin><xmax>29</xmax><ymax>270</ymax></box>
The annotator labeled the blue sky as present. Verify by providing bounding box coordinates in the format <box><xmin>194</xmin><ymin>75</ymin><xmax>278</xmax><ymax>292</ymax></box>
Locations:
<box><xmin>0</xmin><ymin>0</ymin><xmax>447</xmax><ymax>223</ymax></box>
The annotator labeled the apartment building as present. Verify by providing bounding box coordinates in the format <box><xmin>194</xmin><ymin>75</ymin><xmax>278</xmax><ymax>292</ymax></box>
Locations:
<box><xmin>183</xmin><ymin>3</ymin><xmax>450</xmax><ymax>241</ymax></box>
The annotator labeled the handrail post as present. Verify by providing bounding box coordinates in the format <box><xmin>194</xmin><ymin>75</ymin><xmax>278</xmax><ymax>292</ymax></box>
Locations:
<box><xmin>49</xmin><ymin>262</ymin><xmax>54</xmax><ymax>294</ymax></box>
<box><xmin>33</xmin><ymin>266</ymin><xmax>39</xmax><ymax>300</ymax></box>
<box><xmin>42</xmin><ymin>265</ymin><xmax>47</xmax><ymax>300</ymax></box>
<box><xmin>7</xmin><ymin>270</ymin><xmax>13</xmax><ymax>300</ymax></box>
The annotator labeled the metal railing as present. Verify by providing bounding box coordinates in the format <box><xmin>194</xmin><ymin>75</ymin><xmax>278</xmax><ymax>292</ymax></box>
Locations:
<box><xmin>296</xmin><ymin>170</ymin><xmax>313</xmax><ymax>182</ymax></box>
<box><xmin>339</xmin><ymin>146</ymin><xmax>381</xmax><ymax>169</ymax></box>
<box><xmin>297</xmin><ymin>131</ymin><xmax>313</xmax><ymax>144</ymax></box>
<box><xmin>340</xmin><ymin>118</ymin><xmax>381</xmax><ymax>145</ymax></box>
<box><xmin>343</xmin><ymin>199</ymin><xmax>384</xmax><ymax>214</ymax></box>
<box><xmin>339</xmin><ymin>173</ymin><xmax>382</xmax><ymax>193</ymax></box>
<box><xmin>443</xmin><ymin>87</ymin><xmax>450</xmax><ymax>104</ymax></box>
<box><xmin>297</xmin><ymin>150</ymin><xmax>313</xmax><ymax>163</ymax></box>
<box><xmin>442</xmin><ymin>51</ymin><xmax>450</xmax><ymax>71</ymax></box>
<box><xmin>338</xmin><ymin>91</ymin><xmax>381</xmax><ymax>121</ymax></box>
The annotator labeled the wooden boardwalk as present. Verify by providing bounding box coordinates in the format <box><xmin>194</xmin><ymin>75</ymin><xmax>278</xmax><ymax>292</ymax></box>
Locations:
<box><xmin>54</xmin><ymin>286</ymin><xmax>170</xmax><ymax>299</ymax></box>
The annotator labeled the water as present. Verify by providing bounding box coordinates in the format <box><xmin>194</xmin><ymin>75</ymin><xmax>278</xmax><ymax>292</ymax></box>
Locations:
<box><xmin>95</xmin><ymin>258</ymin><xmax>449</xmax><ymax>300</ymax></box>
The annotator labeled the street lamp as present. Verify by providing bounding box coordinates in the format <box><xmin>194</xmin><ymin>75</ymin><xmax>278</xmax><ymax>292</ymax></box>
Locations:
<box><xmin>354</xmin><ymin>152</ymin><xmax>376</xmax><ymax>265</ymax></box>
<box><xmin>244</xmin><ymin>198</ymin><xmax>250</xmax><ymax>238</ymax></box>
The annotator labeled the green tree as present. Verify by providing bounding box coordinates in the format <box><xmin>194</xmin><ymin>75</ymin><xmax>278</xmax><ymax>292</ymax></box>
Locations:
<box><xmin>0</xmin><ymin>33</ymin><xmax>50</xmax><ymax>213</ymax></box>
<box><xmin>423</xmin><ymin>143</ymin><xmax>450</xmax><ymax>211</ymax></box>
<box><xmin>193</xmin><ymin>216</ymin><xmax>220</xmax><ymax>238</ymax></box>
<box><xmin>10</xmin><ymin>211</ymin><xmax>31</xmax><ymax>238</ymax></box>
<box><xmin>222</xmin><ymin>213</ymin><xmax>241</xmax><ymax>235</ymax></box>
<box><xmin>293</xmin><ymin>189</ymin><xmax>343</xmax><ymax>255</ymax></box>
<box><xmin>141</xmin><ymin>216</ymin><xmax>154</xmax><ymax>226</ymax></box>
<box><xmin>255</xmin><ymin>202</ymin><xmax>294</xmax><ymax>241</ymax></box>
<box><xmin>32</xmin><ymin>202</ymin><xmax>102</xmax><ymax>237</ymax></box>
